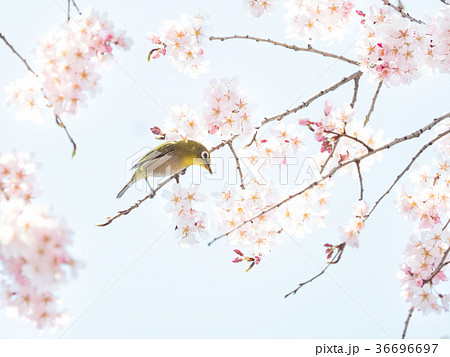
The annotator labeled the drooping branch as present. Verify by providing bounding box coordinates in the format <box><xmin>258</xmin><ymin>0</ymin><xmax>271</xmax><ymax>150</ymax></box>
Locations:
<box><xmin>324</xmin><ymin>130</ymin><xmax>374</xmax><ymax>153</ymax></box>
<box><xmin>382</xmin><ymin>1</ymin><xmax>425</xmax><ymax>24</ymax></box>
<box><xmin>285</xmin><ymin>243</ymin><xmax>345</xmax><ymax>298</ymax></box>
<box><xmin>71</xmin><ymin>0</ymin><xmax>82</xmax><ymax>15</ymax></box>
<box><xmin>207</xmin><ymin>112</ymin><xmax>450</xmax><ymax>245</ymax></box>
<box><xmin>209</xmin><ymin>35</ymin><xmax>359</xmax><ymax>66</ymax></box>
<box><xmin>401</xmin><ymin>306</ymin><xmax>414</xmax><ymax>339</ymax></box>
<box><xmin>228</xmin><ymin>142</ymin><xmax>246</xmax><ymax>190</ymax></box>
<box><xmin>356</xmin><ymin>161</ymin><xmax>364</xmax><ymax>201</ymax></box>
<box><xmin>0</xmin><ymin>32</ymin><xmax>77</xmax><ymax>157</ymax></box>
<box><xmin>364</xmin><ymin>81</ymin><xmax>383</xmax><ymax>126</ymax></box>
<box><xmin>366</xmin><ymin>127</ymin><xmax>450</xmax><ymax>220</ymax></box>
<box><xmin>0</xmin><ymin>33</ymin><xmax>36</xmax><ymax>75</ymax></box>
<box><xmin>350</xmin><ymin>76</ymin><xmax>360</xmax><ymax>108</ymax></box>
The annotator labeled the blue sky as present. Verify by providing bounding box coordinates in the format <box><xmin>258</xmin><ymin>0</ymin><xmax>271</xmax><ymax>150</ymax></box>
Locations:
<box><xmin>0</xmin><ymin>0</ymin><xmax>449</xmax><ymax>338</ymax></box>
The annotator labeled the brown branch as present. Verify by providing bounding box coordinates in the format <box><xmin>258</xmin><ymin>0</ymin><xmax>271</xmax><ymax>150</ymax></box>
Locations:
<box><xmin>402</xmin><ymin>306</ymin><xmax>414</xmax><ymax>339</ymax></box>
<box><xmin>0</xmin><ymin>33</ymin><xmax>36</xmax><ymax>75</ymax></box>
<box><xmin>324</xmin><ymin>130</ymin><xmax>374</xmax><ymax>153</ymax></box>
<box><xmin>382</xmin><ymin>1</ymin><xmax>425</xmax><ymax>24</ymax></box>
<box><xmin>440</xmin><ymin>0</ymin><xmax>450</xmax><ymax>4</ymax></box>
<box><xmin>209</xmin><ymin>35</ymin><xmax>359</xmax><ymax>66</ymax></box>
<box><xmin>285</xmin><ymin>243</ymin><xmax>345</xmax><ymax>298</ymax></box>
<box><xmin>1</xmin><ymin>32</ymin><xmax>78</xmax><ymax>157</ymax></box>
<box><xmin>258</xmin><ymin>71</ymin><xmax>363</xmax><ymax>128</ymax></box>
<box><xmin>207</xmin><ymin>112</ymin><xmax>450</xmax><ymax>246</ymax></box>
<box><xmin>356</xmin><ymin>161</ymin><xmax>364</xmax><ymax>200</ymax></box>
<box><xmin>366</xmin><ymin>127</ymin><xmax>450</xmax><ymax>220</ymax></box>
<box><xmin>320</xmin><ymin>137</ymin><xmax>340</xmax><ymax>175</ymax></box>
<box><xmin>364</xmin><ymin>81</ymin><xmax>382</xmax><ymax>126</ymax></box>
<box><xmin>55</xmin><ymin>115</ymin><xmax>77</xmax><ymax>158</ymax></box>
<box><xmin>228</xmin><ymin>142</ymin><xmax>245</xmax><ymax>190</ymax></box>
<box><xmin>350</xmin><ymin>76</ymin><xmax>360</xmax><ymax>108</ymax></box>
<box><xmin>67</xmin><ymin>0</ymin><xmax>71</xmax><ymax>22</ymax></box>
<box><xmin>97</xmin><ymin>174</ymin><xmax>179</xmax><ymax>227</ymax></box>
<box><xmin>71</xmin><ymin>0</ymin><xmax>82</xmax><ymax>15</ymax></box>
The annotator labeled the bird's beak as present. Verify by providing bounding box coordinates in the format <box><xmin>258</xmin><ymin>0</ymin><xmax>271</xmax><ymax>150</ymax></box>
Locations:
<box><xmin>205</xmin><ymin>163</ymin><xmax>213</xmax><ymax>174</ymax></box>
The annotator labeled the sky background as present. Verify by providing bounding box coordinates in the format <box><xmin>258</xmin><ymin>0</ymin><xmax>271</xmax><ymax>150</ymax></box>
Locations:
<box><xmin>0</xmin><ymin>0</ymin><xmax>449</xmax><ymax>338</ymax></box>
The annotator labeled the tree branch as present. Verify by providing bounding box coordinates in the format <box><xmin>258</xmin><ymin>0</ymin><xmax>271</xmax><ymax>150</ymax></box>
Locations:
<box><xmin>96</xmin><ymin>174</ymin><xmax>179</xmax><ymax>227</ymax></box>
<box><xmin>285</xmin><ymin>243</ymin><xmax>345</xmax><ymax>298</ymax></box>
<box><xmin>402</xmin><ymin>306</ymin><xmax>414</xmax><ymax>339</ymax></box>
<box><xmin>356</xmin><ymin>161</ymin><xmax>364</xmax><ymax>201</ymax></box>
<box><xmin>228</xmin><ymin>142</ymin><xmax>245</xmax><ymax>190</ymax></box>
<box><xmin>350</xmin><ymin>76</ymin><xmax>360</xmax><ymax>108</ymax></box>
<box><xmin>382</xmin><ymin>1</ymin><xmax>425</xmax><ymax>24</ymax></box>
<box><xmin>364</xmin><ymin>81</ymin><xmax>382</xmax><ymax>126</ymax></box>
<box><xmin>324</xmin><ymin>130</ymin><xmax>374</xmax><ymax>153</ymax></box>
<box><xmin>366</xmin><ymin>127</ymin><xmax>450</xmax><ymax>220</ymax></box>
<box><xmin>0</xmin><ymin>33</ymin><xmax>36</xmax><ymax>75</ymax></box>
<box><xmin>207</xmin><ymin>112</ymin><xmax>450</xmax><ymax>246</ymax></box>
<box><xmin>209</xmin><ymin>35</ymin><xmax>359</xmax><ymax>66</ymax></box>
<box><xmin>71</xmin><ymin>0</ymin><xmax>82</xmax><ymax>15</ymax></box>
<box><xmin>258</xmin><ymin>71</ymin><xmax>363</xmax><ymax>128</ymax></box>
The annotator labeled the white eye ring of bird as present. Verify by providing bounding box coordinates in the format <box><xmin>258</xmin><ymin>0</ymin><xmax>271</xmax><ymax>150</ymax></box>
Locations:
<box><xmin>201</xmin><ymin>151</ymin><xmax>209</xmax><ymax>159</ymax></box>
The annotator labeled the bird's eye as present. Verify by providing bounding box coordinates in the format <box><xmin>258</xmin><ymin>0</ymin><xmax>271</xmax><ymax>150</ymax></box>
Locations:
<box><xmin>201</xmin><ymin>151</ymin><xmax>209</xmax><ymax>159</ymax></box>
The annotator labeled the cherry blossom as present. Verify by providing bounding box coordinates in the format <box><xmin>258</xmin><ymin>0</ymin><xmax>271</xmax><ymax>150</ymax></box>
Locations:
<box><xmin>147</xmin><ymin>13</ymin><xmax>209</xmax><ymax>77</ymax></box>
<box><xmin>339</xmin><ymin>200</ymin><xmax>369</xmax><ymax>248</ymax></box>
<box><xmin>284</xmin><ymin>0</ymin><xmax>355</xmax><ymax>44</ymax></box>
<box><xmin>5</xmin><ymin>8</ymin><xmax>132</xmax><ymax>123</ymax></box>
<box><xmin>202</xmin><ymin>77</ymin><xmax>257</xmax><ymax>140</ymax></box>
<box><xmin>0</xmin><ymin>152</ymin><xmax>79</xmax><ymax>329</ymax></box>
<box><xmin>300</xmin><ymin>101</ymin><xmax>385</xmax><ymax>178</ymax></box>
<box><xmin>356</xmin><ymin>5</ymin><xmax>450</xmax><ymax>86</ymax></box>
<box><xmin>162</xmin><ymin>183</ymin><xmax>208</xmax><ymax>247</ymax></box>
<box><xmin>243</xmin><ymin>0</ymin><xmax>277</xmax><ymax>18</ymax></box>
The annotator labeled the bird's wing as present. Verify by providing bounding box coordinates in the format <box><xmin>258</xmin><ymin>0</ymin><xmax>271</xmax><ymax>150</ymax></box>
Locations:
<box><xmin>131</xmin><ymin>142</ymin><xmax>176</xmax><ymax>170</ymax></box>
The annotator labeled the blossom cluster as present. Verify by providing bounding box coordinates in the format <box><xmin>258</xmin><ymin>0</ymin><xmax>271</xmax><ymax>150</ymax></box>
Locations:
<box><xmin>356</xmin><ymin>6</ymin><xmax>450</xmax><ymax>86</ymax></box>
<box><xmin>395</xmin><ymin>147</ymin><xmax>449</xmax><ymax>314</ymax></box>
<box><xmin>339</xmin><ymin>200</ymin><xmax>369</xmax><ymax>248</ymax></box>
<box><xmin>5</xmin><ymin>8</ymin><xmax>132</xmax><ymax>124</ymax></box>
<box><xmin>0</xmin><ymin>152</ymin><xmax>78</xmax><ymax>329</ymax></box>
<box><xmin>147</xmin><ymin>13</ymin><xmax>209</xmax><ymax>78</ymax></box>
<box><xmin>214</xmin><ymin>179</ymin><xmax>330</xmax><ymax>257</ymax></box>
<box><xmin>202</xmin><ymin>78</ymin><xmax>257</xmax><ymax>140</ymax></box>
<box><xmin>153</xmin><ymin>78</ymin><xmax>257</xmax><ymax>143</ymax></box>
<box><xmin>243</xmin><ymin>0</ymin><xmax>277</xmax><ymax>18</ymax></box>
<box><xmin>284</xmin><ymin>0</ymin><xmax>355</xmax><ymax>44</ymax></box>
<box><xmin>300</xmin><ymin>101</ymin><xmax>385</xmax><ymax>178</ymax></box>
<box><xmin>162</xmin><ymin>183</ymin><xmax>208</xmax><ymax>247</ymax></box>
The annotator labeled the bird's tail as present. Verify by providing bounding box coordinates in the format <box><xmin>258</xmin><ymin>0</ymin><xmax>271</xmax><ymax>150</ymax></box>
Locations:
<box><xmin>116</xmin><ymin>179</ymin><xmax>132</xmax><ymax>199</ymax></box>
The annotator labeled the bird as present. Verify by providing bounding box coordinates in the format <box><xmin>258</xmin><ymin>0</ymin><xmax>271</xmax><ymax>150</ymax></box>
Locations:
<box><xmin>116</xmin><ymin>140</ymin><xmax>212</xmax><ymax>198</ymax></box>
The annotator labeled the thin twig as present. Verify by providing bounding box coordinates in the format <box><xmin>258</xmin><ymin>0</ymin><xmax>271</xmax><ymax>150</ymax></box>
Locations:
<box><xmin>285</xmin><ymin>244</ymin><xmax>345</xmax><ymax>298</ymax></box>
<box><xmin>440</xmin><ymin>0</ymin><xmax>450</xmax><ymax>4</ymax></box>
<box><xmin>258</xmin><ymin>71</ymin><xmax>363</xmax><ymax>128</ymax></box>
<box><xmin>366</xmin><ymin>127</ymin><xmax>450</xmax><ymax>220</ymax></box>
<box><xmin>364</xmin><ymin>81</ymin><xmax>383</xmax><ymax>126</ymax></box>
<box><xmin>320</xmin><ymin>137</ymin><xmax>340</xmax><ymax>175</ymax></box>
<box><xmin>71</xmin><ymin>0</ymin><xmax>82</xmax><ymax>15</ymax></box>
<box><xmin>244</xmin><ymin>131</ymin><xmax>258</xmax><ymax>148</ymax></box>
<box><xmin>324</xmin><ymin>130</ymin><xmax>374</xmax><ymax>153</ymax></box>
<box><xmin>228</xmin><ymin>142</ymin><xmax>245</xmax><ymax>190</ymax></box>
<box><xmin>356</xmin><ymin>161</ymin><xmax>364</xmax><ymax>200</ymax></box>
<box><xmin>350</xmin><ymin>77</ymin><xmax>360</xmax><ymax>108</ymax></box>
<box><xmin>402</xmin><ymin>306</ymin><xmax>414</xmax><ymax>339</ymax></box>
<box><xmin>209</xmin><ymin>35</ymin><xmax>359</xmax><ymax>66</ymax></box>
<box><xmin>97</xmin><ymin>174</ymin><xmax>178</xmax><ymax>227</ymax></box>
<box><xmin>207</xmin><ymin>112</ymin><xmax>450</xmax><ymax>246</ymax></box>
<box><xmin>55</xmin><ymin>115</ymin><xmax>77</xmax><ymax>158</ymax></box>
<box><xmin>382</xmin><ymin>1</ymin><xmax>425</xmax><ymax>24</ymax></box>
<box><xmin>67</xmin><ymin>0</ymin><xmax>70</xmax><ymax>22</ymax></box>
<box><xmin>0</xmin><ymin>33</ymin><xmax>36</xmax><ymax>75</ymax></box>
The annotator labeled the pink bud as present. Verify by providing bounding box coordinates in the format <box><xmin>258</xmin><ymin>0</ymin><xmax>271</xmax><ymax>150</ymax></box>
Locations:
<box><xmin>208</xmin><ymin>125</ymin><xmax>220</xmax><ymax>135</ymax></box>
<box><xmin>415</xmin><ymin>278</ymin><xmax>423</xmax><ymax>287</ymax></box>
<box><xmin>323</xmin><ymin>101</ymin><xmax>332</xmax><ymax>116</ymax></box>
<box><xmin>356</xmin><ymin>10</ymin><xmax>365</xmax><ymax>17</ymax></box>
<box><xmin>298</xmin><ymin>118</ymin><xmax>310</xmax><ymax>126</ymax></box>
<box><xmin>234</xmin><ymin>249</ymin><xmax>244</xmax><ymax>256</ymax></box>
<box><xmin>232</xmin><ymin>257</ymin><xmax>243</xmax><ymax>263</ymax></box>
<box><xmin>254</xmin><ymin>256</ymin><xmax>261</xmax><ymax>265</ymax></box>
<box><xmin>150</xmin><ymin>126</ymin><xmax>161</xmax><ymax>135</ymax></box>
<box><xmin>377</xmin><ymin>43</ymin><xmax>383</xmax><ymax>48</ymax></box>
